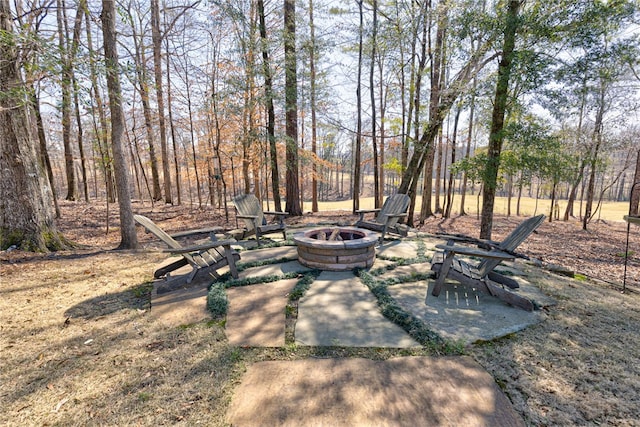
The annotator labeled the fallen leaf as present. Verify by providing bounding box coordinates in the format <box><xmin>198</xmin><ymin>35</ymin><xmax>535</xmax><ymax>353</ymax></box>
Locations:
<box><xmin>53</xmin><ymin>397</ymin><xmax>69</xmax><ymax>413</ymax></box>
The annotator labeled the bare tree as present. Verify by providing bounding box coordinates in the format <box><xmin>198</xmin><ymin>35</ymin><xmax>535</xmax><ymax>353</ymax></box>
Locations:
<box><xmin>56</xmin><ymin>0</ymin><xmax>76</xmax><ymax>201</ymax></box>
<box><xmin>257</xmin><ymin>0</ymin><xmax>282</xmax><ymax>211</ymax></box>
<box><xmin>284</xmin><ymin>0</ymin><xmax>302</xmax><ymax>215</ymax></box>
<box><xmin>151</xmin><ymin>0</ymin><xmax>172</xmax><ymax>204</ymax></box>
<box><xmin>101</xmin><ymin>0</ymin><xmax>138</xmax><ymax>249</ymax></box>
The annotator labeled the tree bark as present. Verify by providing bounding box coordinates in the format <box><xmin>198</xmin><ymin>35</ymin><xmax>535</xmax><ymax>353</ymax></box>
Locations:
<box><xmin>101</xmin><ymin>0</ymin><xmax>138</xmax><ymax>249</ymax></box>
<box><xmin>370</xmin><ymin>0</ymin><xmax>379</xmax><ymax>208</ymax></box>
<box><xmin>67</xmin><ymin>3</ymin><xmax>88</xmax><ymax>202</ymax></box>
<box><xmin>32</xmin><ymin>91</ymin><xmax>61</xmax><ymax>218</ymax></box>
<box><xmin>151</xmin><ymin>0</ymin><xmax>172</xmax><ymax>204</ymax></box>
<box><xmin>84</xmin><ymin>7</ymin><xmax>115</xmax><ymax>203</ymax></box>
<box><xmin>258</xmin><ymin>0</ymin><xmax>282</xmax><ymax>212</ymax></box>
<box><xmin>308</xmin><ymin>0</ymin><xmax>318</xmax><ymax>212</ymax></box>
<box><xmin>165</xmin><ymin>39</ymin><xmax>181</xmax><ymax>205</ymax></box>
<box><xmin>0</xmin><ymin>0</ymin><xmax>67</xmax><ymax>251</ymax></box>
<box><xmin>583</xmin><ymin>79</ymin><xmax>606</xmax><ymax>230</ymax></box>
<box><xmin>353</xmin><ymin>0</ymin><xmax>363</xmax><ymax>214</ymax></box>
<box><xmin>284</xmin><ymin>0</ymin><xmax>301</xmax><ymax>215</ymax></box>
<box><xmin>130</xmin><ymin>11</ymin><xmax>162</xmax><ymax>202</ymax></box>
<box><xmin>630</xmin><ymin>148</ymin><xmax>640</xmax><ymax>216</ymax></box>
<box><xmin>480</xmin><ymin>0</ymin><xmax>522</xmax><ymax>240</ymax></box>
<box><xmin>56</xmin><ymin>0</ymin><xmax>76</xmax><ymax>201</ymax></box>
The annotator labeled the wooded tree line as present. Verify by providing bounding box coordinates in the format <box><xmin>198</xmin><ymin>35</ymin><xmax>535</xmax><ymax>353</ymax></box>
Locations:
<box><xmin>1</xmin><ymin>0</ymin><xmax>639</xmax><ymax>250</ymax></box>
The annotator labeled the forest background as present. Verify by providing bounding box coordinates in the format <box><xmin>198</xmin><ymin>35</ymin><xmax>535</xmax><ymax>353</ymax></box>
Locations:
<box><xmin>1</xmin><ymin>0</ymin><xmax>640</xmax><ymax>251</ymax></box>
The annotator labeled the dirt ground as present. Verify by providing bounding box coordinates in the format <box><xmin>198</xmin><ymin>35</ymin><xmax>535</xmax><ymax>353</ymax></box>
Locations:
<box><xmin>1</xmin><ymin>200</ymin><xmax>639</xmax><ymax>426</ymax></box>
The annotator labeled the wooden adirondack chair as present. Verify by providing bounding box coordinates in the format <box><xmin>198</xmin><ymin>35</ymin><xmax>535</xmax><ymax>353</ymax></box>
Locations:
<box><xmin>355</xmin><ymin>193</ymin><xmax>410</xmax><ymax>243</ymax></box>
<box><xmin>430</xmin><ymin>214</ymin><xmax>546</xmax><ymax>311</ymax></box>
<box><xmin>233</xmin><ymin>194</ymin><xmax>288</xmax><ymax>246</ymax></box>
<box><xmin>134</xmin><ymin>214</ymin><xmax>239</xmax><ymax>284</ymax></box>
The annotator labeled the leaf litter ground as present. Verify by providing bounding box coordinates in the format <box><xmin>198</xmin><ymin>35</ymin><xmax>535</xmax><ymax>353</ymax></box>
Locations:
<box><xmin>0</xmin><ymin>200</ymin><xmax>639</xmax><ymax>426</ymax></box>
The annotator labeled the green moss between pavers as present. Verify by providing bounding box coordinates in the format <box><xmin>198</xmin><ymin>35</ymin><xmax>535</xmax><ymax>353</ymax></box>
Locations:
<box><xmin>206</xmin><ymin>238</ymin><xmax>464</xmax><ymax>354</ymax></box>
<box><xmin>356</xmin><ymin>269</ymin><xmax>463</xmax><ymax>355</ymax></box>
<box><xmin>235</xmin><ymin>256</ymin><xmax>298</xmax><ymax>271</ymax></box>
<box><xmin>206</xmin><ymin>268</ymin><xmax>321</xmax><ymax>319</ymax></box>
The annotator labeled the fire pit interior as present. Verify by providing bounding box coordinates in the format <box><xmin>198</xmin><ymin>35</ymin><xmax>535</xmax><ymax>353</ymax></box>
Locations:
<box><xmin>293</xmin><ymin>227</ymin><xmax>378</xmax><ymax>271</ymax></box>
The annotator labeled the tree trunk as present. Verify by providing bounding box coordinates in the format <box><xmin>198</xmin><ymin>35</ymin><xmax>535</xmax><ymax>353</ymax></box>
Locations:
<box><xmin>444</xmin><ymin>105</ymin><xmax>461</xmax><ymax>218</ymax></box>
<box><xmin>67</xmin><ymin>3</ymin><xmax>87</xmax><ymax>202</ymax></box>
<box><xmin>583</xmin><ymin>80</ymin><xmax>606</xmax><ymax>230</ymax></box>
<box><xmin>353</xmin><ymin>0</ymin><xmax>363</xmax><ymax>214</ymax></box>
<box><xmin>56</xmin><ymin>0</ymin><xmax>76</xmax><ymax>201</ymax></box>
<box><xmin>0</xmin><ymin>0</ymin><xmax>68</xmax><ymax>251</ymax></box>
<box><xmin>84</xmin><ymin>7</ymin><xmax>115</xmax><ymax>203</ymax></box>
<box><xmin>32</xmin><ymin>91</ymin><xmax>61</xmax><ymax>218</ymax></box>
<box><xmin>308</xmin><ymin>0</ymin><xmax>318</xmax><ymax>212</ymax></box>
<box><xmin>434</xmin><ymin>129</ymin><xmax>444</xmax><ymax>213</ymax></box>
<box><xmin>185</xmin><ymin>71</ymin><xmax>202</xmax><ymax>208</ymax></box>
<box><xmin>258</xmin><ymin>0</ymin><xmax>282</xmax><ymax>212</ymax></box>
<box><xmin>480</xmin><ymin>0</ymin><xmax>521</xmax><ymax>240</ymax></box>
<box><xmin>370</xmin><ymin>0</ymin><xmax>380</xmax><ymax>208</ymax></box>
<box><xmin>631</xmin><ymin>148</ymin><xmax>640</xmax><ymax>216</ymax></box>
<box><xmin>151</xmin><ymin>0</ymin><xmax>172</xmax><ymax>204</ymax></box>
<box><xmin>284</xmin><ymin>0</ymin><xmax>301</xmax><ymax>216</ymax></box>
<box><xmin>131</xmin><ymin>15</ymin><xmax>162</xmax><ymax>201</ymax></box>
<box><xmin>166</xmin><ymin>36</ymin><xmax>181</xmax><ymax>205</ymax></box>
<box><xmin>101</xmin><ymin>0</ymin><xmax>138</xmax><ymax>249</ymax></box>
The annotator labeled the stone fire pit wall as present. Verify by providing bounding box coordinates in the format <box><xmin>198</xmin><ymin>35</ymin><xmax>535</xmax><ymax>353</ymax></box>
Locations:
<box><xmin>293</xmin><ymin>227</ymin><xmax>378</xmax><ymax>271</ymax></box>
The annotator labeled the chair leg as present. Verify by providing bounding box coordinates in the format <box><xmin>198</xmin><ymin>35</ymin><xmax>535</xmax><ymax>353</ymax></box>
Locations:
<box><xmin>225</xmin><ymin>246</ymin><xmax>239</xmax><ymax>279</ymax></box>
<box><xmin>432</xmin><ymin>252</ymin><xmax>454</xmax><ymax>296</ymax></box>
<box><xmin>154</xmin><ymin>258</ymin><xmax>189</xmax><ymax>279</ymax></box>
<box><xmin>378</xmin><ymin>224</ymin><xmax>389</xmax><ymax>245</ymax></box>
<box><xmin>186</xmin><ymin>267</ymin><xmax>199</xmax><ymax>284</ymax></box>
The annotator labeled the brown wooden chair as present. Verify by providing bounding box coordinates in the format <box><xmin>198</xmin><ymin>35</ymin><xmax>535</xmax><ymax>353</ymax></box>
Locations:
<box><xmin>355</xmin><ymin>193</ymin><xmax>410</xmax><ymax>243</ymax></box>
<box><xmin>430</xmin><ymin>214</ymin><xmax>546</xmax><ymax>311</ymax></box>
<box><xmin>233</xmin><ymin>194</ymin><xmax>288</xmax><ymax>246</ymax></box>
<box><xmin>134</xmin><ymin>214</ymin><xmax>239</xmax><ymax>283</ymax></box>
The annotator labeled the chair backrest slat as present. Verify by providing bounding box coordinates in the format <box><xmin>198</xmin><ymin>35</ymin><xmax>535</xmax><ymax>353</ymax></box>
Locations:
<box><xmin>133</xmin><ymin>214</ymin><xmax>197</xmax><ymax>265</ymax></box>
<box><xmin>234</xmin><ymin>194</ymin><xmax>264</xmax><ymax>232</ymax></box>
<box><xmin>377</xmin><ymin>194</ymin><xmax>410</xmax><ymax>226</ymax></box>
<box><xmin>476</xmin><ymin>214</ymin><xmax>545</xmax><ymax>277</ymax></box>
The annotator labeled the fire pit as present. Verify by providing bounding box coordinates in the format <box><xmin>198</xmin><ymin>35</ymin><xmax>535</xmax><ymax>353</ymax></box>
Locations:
<box><xmin>293</xmin><ymin>227</ymin><xmax>378</xmax><ymax>271</ymax></box>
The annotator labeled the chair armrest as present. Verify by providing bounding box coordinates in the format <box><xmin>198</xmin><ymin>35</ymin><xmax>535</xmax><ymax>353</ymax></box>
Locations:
<box><xmin>385</xmin><ymin>213</ymin><xmax>408</xmax><ymax>219</ymax></box>
<box><xmin>237</xmin><ymin>214</ymin><xmax>259</xmax><ymax>220</ymax></box>
<box><xmin>264</xmin><ymin>211</ymin><xmax>289</xmax><ymax>216</ymax></box>
<box><xmin>264</xmin><ymin>211</ymin><xmax>288</xmax><ymax>225</ymax></box>
<box><xmin>355</xmin><ymin>208</ymin><xmax>380</xmax><ymax>222</ymax></box>
<box><xmin>355</xmin><ymin>209</ymin><xmax>380</xmax><ymax>214</ymax></box>
<box><xmin>163</xmin><ymin>240</ymin><xmax>236</xmax><ymax>254</ymax></box>
<box><xmin>170</xmin><ymin>226</ymin><xmax>223</xmax><ymax>239</ymax></box>
<box><xmin>436</xmin><ymin>233</ymin><xmax>500</xmax><ymax>246</ymax></box>
<box><xmin>435</xmin><ymin>244</ymin><xmax>514</xmax><ymax>260</ymax></box>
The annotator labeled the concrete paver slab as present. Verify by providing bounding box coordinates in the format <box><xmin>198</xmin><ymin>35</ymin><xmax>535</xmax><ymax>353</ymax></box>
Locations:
<box><xmin>296</xmin><ymin>271</ymin><xmax>420</xmax><ymax>347</ymax></box>
<box><xmin>226</xmin><ymin>279</ymin><xmax>298</xmax><ymax>347</ymax></box>
<box><xmin>388</xmin><ymin>280</ymin><xmax>545</xmax><ymax>344</ymax></box>
<box><xmin>236</xmin><ymin>246</ymin><xmax>298</xmax><ymax>264</ymax></box>
<box><xmin>379</xmin><ymin>262</ymin><xmax>433</xmax><ymax>280</ymax></box>
<box><xmin>239</xmin><ymin>260</ymin><xmax>311</xmax><ymax>279</ymax></box>
<box><xmin>376</xmin><ymin>240</ymin><xmax>421</xmax><ymax>259</ymax></box>
<box><xmin>226</xmin><ymin>356</ymin><xmax>525</xmax><ymax>427</ymax></box>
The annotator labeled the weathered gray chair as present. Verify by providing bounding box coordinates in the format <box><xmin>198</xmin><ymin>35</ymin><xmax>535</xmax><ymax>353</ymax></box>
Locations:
<box><xmin>233</xmin><ymin>194</ymin><xmax>288</xmax><ymax>246</ymax></box>
<box><xmin>134</xmin><ymin>214</ymin><xmax>239</xmax><ymax>283</ymax></box>
<box><xmin>355</xmin><ymin>193</ymin><xmax>410</xmax><ymax>243</ymax></box>
<box><xmin>430</xmin><ymin>214</ymin><xmax>546</xmax><ymax>311</ymax></box>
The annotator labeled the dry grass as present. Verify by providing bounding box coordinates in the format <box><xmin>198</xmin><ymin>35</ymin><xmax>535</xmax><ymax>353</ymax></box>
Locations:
<box><xmin>1</xmin><ymin>199</ymin><xmax>639</xmax><ymax>426</ymax></box>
